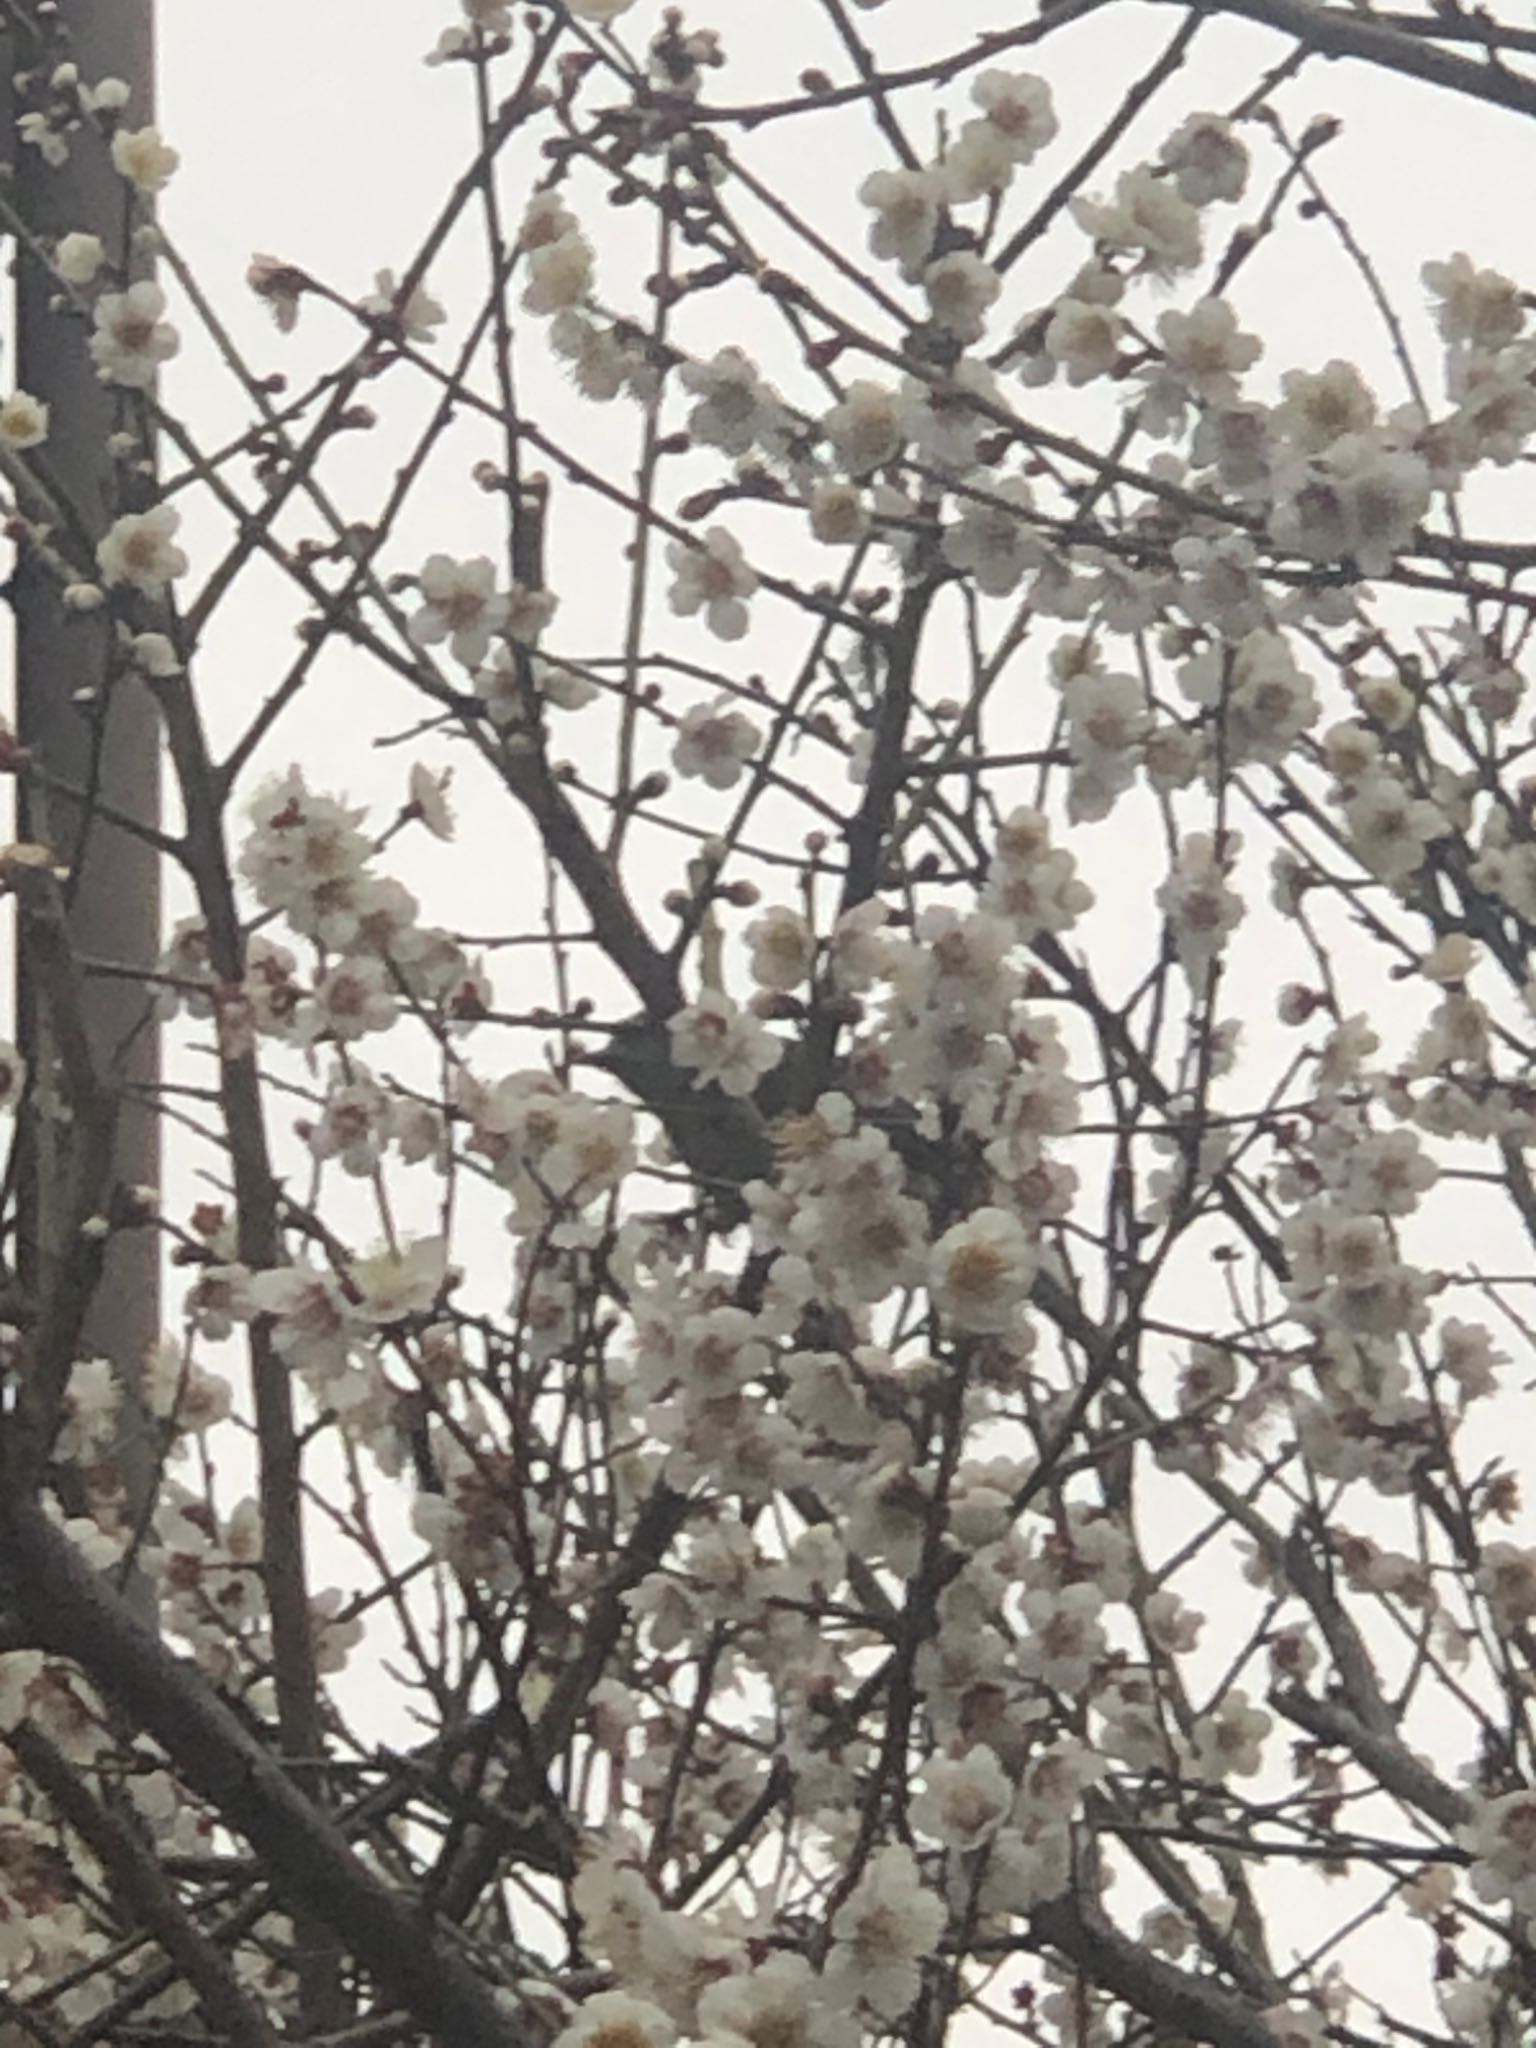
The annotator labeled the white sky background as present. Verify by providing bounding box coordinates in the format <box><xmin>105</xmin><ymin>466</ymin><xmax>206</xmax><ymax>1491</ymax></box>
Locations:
<box><xmin>134</xmin><ymin>0</ymin><xmax>1536</xmax><ymax>2026</ymax></box>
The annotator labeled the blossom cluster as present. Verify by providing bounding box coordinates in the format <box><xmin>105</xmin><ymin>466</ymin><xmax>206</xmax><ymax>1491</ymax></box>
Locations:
<box><xmin>7</xmin><ymin>10</ymin><xmax>1536</xmax><ymax>2048</ymax></box>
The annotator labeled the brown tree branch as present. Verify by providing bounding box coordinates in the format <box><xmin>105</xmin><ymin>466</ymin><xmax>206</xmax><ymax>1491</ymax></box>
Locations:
<box><xmin>0</xmin><ymin>1495</ymin><xmax>533</xmax><ymax>2048</ymax></box>
<box><xmin>6</xmin><ymin>1721</ymin><xmax>285</xmax><ymax>2048</ymax></box>
<box><xmin>1167</xmin><ymin>0</ymin><xmax>1536</xmax><ymax>118</ymax></box>
<box><xmin>1029</xmin><ymin>1890</ymin><xmax>1286</xmax><ymax>2048</ymax></box>
<box><xmin>1269</xmin><ymin>1685</ymin><xmax>1473</xmax><ymax>1834</ymax></box>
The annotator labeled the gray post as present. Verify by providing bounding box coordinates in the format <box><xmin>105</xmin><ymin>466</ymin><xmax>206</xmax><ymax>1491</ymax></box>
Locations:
<box><xmin>9</xmin><ymin>2</ymin><xmax>159</xmax><ymax>1530</ymax></box>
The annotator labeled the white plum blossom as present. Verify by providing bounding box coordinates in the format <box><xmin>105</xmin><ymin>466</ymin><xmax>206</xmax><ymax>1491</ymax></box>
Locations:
<box><xmin>746</xmin><ymin>906</ymin><xmax>814</xmax><ymax>991</ymax></box>
<box><xmin>1157</xmin><ymin>832</ymin><xmax>1244</xmax><ymax>977</ymax></box>
<box><xmin>1072</xmin><ymin>164</ymin><xmax>1202</xmax><ymax>273</ymax></box>
<box><xmin>1261</xmin><ymin>460</ymin><xmax>1359</xmax><ymax>573</ymax></box>
<box><xmin>413</xmin><ymin>1444</ymin><xmax>553</xmax><ymax>1592</ymax></box>
<box><xmin>1188</xmin><ymin>1688</ymin><xmax>1272</xmax><ymax>1780</ymax></box>
<box><xmin>407</xmin><ymin>762</ymin><xmax>456</xmax><ymax>841</ymax></box>
<box><xmin>408</xmin><ymin>554</ymin><xmax>510</xmax><ymax>668</ymax></box>
<box><xmin>1178</xmin><ymin>626</ymin><xmax>1318</xmax><ymax>769</ymax></box>
<box><xmin>665</xmin><ymin>527</ymin><xmax>757</xmax><ymax>641</ymax></box>
<box><xmin>238</xmin><ymin>768</ymin><xmax>372</xmax><ymax>929</ymax></box>
<box><xmin>1423</xmin><ymin>251</ymin><xmax>1525</xmax><ymax>350</ymax></box>
<box><xmin>1274</xmin><ymin>359</ymin><xmax>1376</xmax><ymax>454</ymax></box>
<box><xmin>1060</xmin><ymin>665</ymin><xmax>1148</xmax><ymax>821</ymax></box>
<box><xmin>0</xmin><ymin>1652</ymin><xmax>46</xmax><ymax>1732</ymax></box>
<box><xmin>90</xmin><ymin>280</ymin><xmax>179</xmax><ymax>387</ymax></box>
<box><xmin>923</xmin><ymin>252</ymin><xmax>1001</xmax><ymax>343</ymax></box>
<box><xmin>1341</xmin><ymin>770</ymin><xmax>1443</xmax><ymax>884</ymax></box>
<box><xmin>825</xmin><ymin>1842</ymin><xmax>945</xmax><ymax>2019</ymax></box>
<box><xmin>912</xmin><ymin>1744</ymin><xmax>1013</xmax><ymax>1849</ymax></box>
<box><xmin>502</xmin><ymin>580</ymin><xmax>559</xmax><ymax>647</ymax></box>
<box><xmin>55</xmin><ymin>231</ymin><xmax>105</xmax><ymax>284</ymax></box>
<box><xmin>1044</xmin><ymin>297</ymin><xmax>1124</xmax><ymax>385</ymax></box>
<box><xmin>1017</xmin><ymin>1582</ymin><xmax>1107</xmax><ymax>1693</ymax></box>
<box><xmin>1446</xmin><ymin>346</ymin><xmax>1536</xmax><ymax>465</ymax></box>
<box><xmin>80</xmin><ymin>77</ymin><xmax>131</xmax><ymax>115</ymax></box>
<box><xmin>347</xmin><ymin>1237</ymin><xmax>447</xmax><ymax>1325</ymax></box>
<box><xmin>464</xmin><ymin>1072</ymin><xmax>633</xmax><ymax>1217</ymax></box>
<box><xmin>941</xmin><ymin>476</ymin><xmax>1040</xmax><ymax>595</ymax></box>
<box><xmin>17</xmin><ymin>109</ymin><xmax>69</xmax><ymax>168</ymax></box>
<box><xmin>1322</xmin><ymin>434</ymin><xmax>1432</xmax><ymax>574</ymax></box>
<box><xmin>1400</xmin><ymin>1866</ymin><xmax>1460</xmax><ymax>1924</ymax></box>
<box><xmin>307</xmin><ymin>1067</ymin><xmax>392</xmax><ymax>1177</ymax></box>
<box><xmin>1156</xmin><ymin>298</ymin><xmax>1262</xmax><ymax>402</ymax></box>
<box><xmin>1421</xmin><ymin>934</ymin><xmax>1478</xmax><ymax>987</ymax></box>
<box><xmin>983</xmin><ymin>807</ymin><xmax>1093</xmax><ymax>938</ymax></box>
<box><xmin>1462</xmin><ymin>1790</ymin><xmax>1536</xmax><ymax>1918</ymax></box>
<box><xmin>551</xmin><ymin>1990</ymin><xmax>675</xmax><ymax>2048</ymax></box>
<box><xmin>1146</xmin><ymin>1587</ymin><xmax>1205</xmax><ymax>1653</ymax></box>
<box><xmin>424</xmin><ymin>0</ymin><xmax>507</xmax><ymax>44</ymax></box>
<box><xmin>243</xmin><ymin>1261</ymin><xmax>355</xmax><ymax>1383</ymax></box>
<box><xmin>550</xmin><ymin>310</ymin><xmax>648</xmax><ymax>403</ymax></box>
<box><xmin>680</xmin><ymin>347</ymin><xmax>783</xmax><ymax>456</ymax></box>
<box><xmin>942</xmin><ymin>118</ymin><xmax>1023</xmax><ymax>204</ymax></box>
<box><xmin>930</xmin><ymin>1206</ymin><xmax>1036</xmax><ymax>1334</ymax></box>
<box><xmin>360</xmin><ymin>269</ymin><xmax>445</xmax><ymax>343</ymax></box>
<box><xmin>823</xmin><ymin>380</ymin><xmax>905</xmax><ymax>476</ymax></box>
<box><xmin>1476</xmin><ymin>1543</ymin><xmax>1536</xmax><ymax>1632</ymax></box>
<box><xmin>247</xmin><ymin>253</ymin><xmax>306</xmax><ymax>332</ymax></box>
<box><xmin>808</xmin><ymin>479</ymin><xmax>870</xmax><ymax>545</ymax></box>
<box><xmin>671</xmin><ymin>697</ymin><xmax>762</xmax><ymax>789</ymax></box>
<box><xmin>297</xmin><ymin>956</ymin><xmax>399</xmax><ymax>1045</ymax></box>
<box><xmin>1332</xmin><ymin>1126</ymin><xmax>1437</xmax><ymax>1216</ymax></box>
<box><xmin>902</xmin><ymin>361</ymin><xmax>1001</xmax><ymax>472</ymax></box>
<box><xmin>1096</xmin><ymin>1674</ymin><xmax>1169</xmax><ymax>1769</ymax></box>
<box><xmin>58</xmin><ymin>1358</ymin><xmax>120</xmax><ymax>1464</ymax></box>
<box><xmin>310</xmin><ymin>1587</ymin><xmax>366</xmax><ymax>1676</ymax></box>
<box><xmin>530</xmin><ymin>655</ymin><xmax>599</xmax><ymax>713</ymax></box>
<box><xmin>1440</xmin><ymin>1318</ymin><xmax>1505</xmax><ymax>1404</ymax></box>
<box><xmin>110</xmin><ymin>125</ymin><xmax>179</xmax><ymax>192</ymax></box>
<box><xmin>829</xmin><ymin>897</ymin><xmax>892</xmax><ymax>992</ymax></box>
<box><xmin>520</xmin><ymin>190</ymin><xmax>578</xmax><ymax>247</ymax></box>
<box><xmin>1160</xmin><ymin>112</ymin><xmax>1250</xmax><ymax>205</ymax></box>
<box><xmin>857</xmin><ymin>166</ymin><xmax>944</xmax><ymax>276</ymax></box>
<box><xmin>1191</xmin><ymin>399</ymin><xmax>1274</xmax><ymax>496</ymax></box>
<box><xmin>970</xmin><ymin>69</ymin><xmax>1057</xmax><ymax>162</ymax></box>
<box><xmin>522</xmin><ymin>232</ymin><xmax>595</xmax><ymax>316</ymax></box>
<box><xmin>0</xmin><ymin>392</ymin><xmax>48</xmax><ymax>449</ymax></box>
<box><xmin>97</xmin><ymin>505</ymin><xmax>189</xmax><ymax>597</ymax></box>
<box><xmin>668</xmin><ymin>991</ymin><xmax>782</xmax><ymax>1097</ymax></box>
<box><xmin>776</xmin><ymin>1126</ymin><xmax>930</xmax><ymax>1309</ymax></box>
<box><xmin>698</xmin><ymin>1955</ymin><xmax>848</xmax><ymax>2048</ymax></box>
<box><xmin>130</xmin><ymin>630</ymin><xmax>181</xmax><ymax>677</ymax></box>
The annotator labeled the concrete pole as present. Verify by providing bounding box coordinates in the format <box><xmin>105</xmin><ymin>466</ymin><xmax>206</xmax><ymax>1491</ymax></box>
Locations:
<box><xmin>9</xmin><ymin>2</ymin><xmax>160</xmax><ymax>1530</ymax></box>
